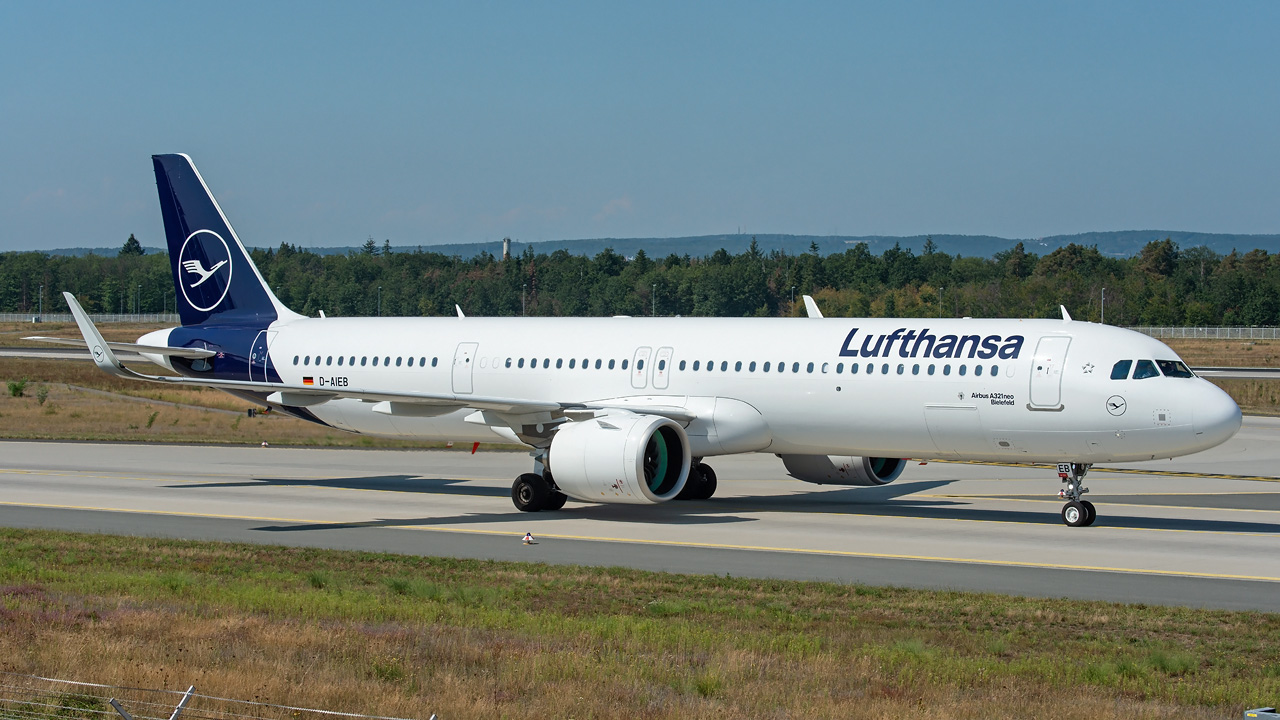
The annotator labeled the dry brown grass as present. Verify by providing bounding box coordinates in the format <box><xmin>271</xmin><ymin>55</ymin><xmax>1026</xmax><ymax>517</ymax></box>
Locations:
<box><xmin>3</xmin><ymin>529</ymin><xmax>1271</xmax><ymax>719</ymax></box>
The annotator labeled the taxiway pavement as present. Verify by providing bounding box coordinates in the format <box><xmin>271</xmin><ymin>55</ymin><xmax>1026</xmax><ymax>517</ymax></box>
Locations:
<box><xmin>3</xmin><ymin>418</ymin><xmax>1280</xmax><ymax>612</ymax></box>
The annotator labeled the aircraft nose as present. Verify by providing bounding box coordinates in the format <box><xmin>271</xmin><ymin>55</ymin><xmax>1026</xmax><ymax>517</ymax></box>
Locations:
<box><xmin>1193</xmin><ymin>381</ymin><xmax>1242</xmax><ymax>448</ymax></box>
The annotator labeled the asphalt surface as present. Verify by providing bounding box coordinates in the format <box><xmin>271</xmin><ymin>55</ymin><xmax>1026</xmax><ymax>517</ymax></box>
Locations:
<box><xmin>3</xmin><ymin>417</ymin><xmax>1280</xmax><ymax>612</ymax></box>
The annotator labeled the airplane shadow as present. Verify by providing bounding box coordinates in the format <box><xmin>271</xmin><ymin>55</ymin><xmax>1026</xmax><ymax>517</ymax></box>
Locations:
<box><xmin>164</xmin><ymin>475</ymin><xmax>510</xmax><ymax>498</ymax></box>
<box><xmin>168</xmin><ymin>473</ymin><xmax>1280</xmax><ymax>535</ymax></box>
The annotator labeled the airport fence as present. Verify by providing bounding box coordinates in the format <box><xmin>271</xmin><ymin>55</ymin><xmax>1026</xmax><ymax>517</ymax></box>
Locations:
<box><xmin>0</xmin><ymin>313</ymin><xmax>181</xmax><ymax>324</ymax></box>
<box><xmin>0</xmin><ymin>672</ymin><xmax>433</xmax><ymax>720</ymax></box>
<box><xmin>1129</xmin><ymin>326</ymin><xmax>1280</xmax><ymax>340</ymax></box>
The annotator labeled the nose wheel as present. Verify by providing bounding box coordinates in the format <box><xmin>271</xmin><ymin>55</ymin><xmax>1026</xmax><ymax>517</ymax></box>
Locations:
<box><xmin>1057</xmin><ymin>463</ymin><xmax>1096</xmax><ymax>527</ymax></box>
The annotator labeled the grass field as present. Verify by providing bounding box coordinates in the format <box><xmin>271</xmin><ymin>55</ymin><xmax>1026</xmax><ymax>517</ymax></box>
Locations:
<box><xmin>1</xmin><ymin>528</ymin><xmax>1277</xmax><ymax>719</ymax></box>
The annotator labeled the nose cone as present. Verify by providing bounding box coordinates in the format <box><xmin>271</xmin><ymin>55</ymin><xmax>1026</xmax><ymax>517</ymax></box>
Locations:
<box><xmin>1193</xmin><ymin>380</ymin><xmax>1242</xmax><ymax>449</ymax></box>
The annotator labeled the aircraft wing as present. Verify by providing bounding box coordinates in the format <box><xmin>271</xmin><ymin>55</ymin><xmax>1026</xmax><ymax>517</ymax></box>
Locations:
<box><xmin>59</xmin><ymin>292</ymin><xmax>694</xmax><ymax>422</ymax></box>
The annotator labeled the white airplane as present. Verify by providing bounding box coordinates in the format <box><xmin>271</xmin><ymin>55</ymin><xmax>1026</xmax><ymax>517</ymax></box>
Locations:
<box><xmin>40</xmin><ymin>154</ymin><xmax>1242</xmax><ymax>526</ymax></box>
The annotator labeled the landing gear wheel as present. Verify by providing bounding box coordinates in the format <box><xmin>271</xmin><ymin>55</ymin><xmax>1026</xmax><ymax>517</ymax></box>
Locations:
<box><xmin>1080</xmin><ymin>500</ymin><xmax>1096</xmax><ymax>527</ymax></box>
<box><xmin>543</xmin><ymin>491</ymin><xmax>568</xmax><ymax>511</ymax></box>
<box><xmin>512</xmin><ymin>472</ymin><xmax>550</xmax><ymax>512</ymax></box>
<box><xmin>694</xmin><ymin>463</ymin><xmax>717</xmax><ymax>500</ymax></box>
<box><xmin>1061</xmin><ymin>501</ymin><xmax>1087</xmax><ymax>527</ymax></box>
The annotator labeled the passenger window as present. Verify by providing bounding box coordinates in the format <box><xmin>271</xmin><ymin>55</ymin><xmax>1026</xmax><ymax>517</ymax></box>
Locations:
<box><xmin>991</xmin><ymin>364</ymin><xmax>998</xmax><ymax>376</ymax></box>
<box><xmin>349</xmin><ymin>356</ymin><xmax>356</xmax><ymax>366</ymax></box>
<box><xmin>763</xmin><ymin>361</ymin><xmax>771</xmax><ymax>372</ymax></box>
<box><xmin>928</xmin><ymin>364</ymin><xmax>935</xmax><ymax>375</ymax></box>
<box><xmin>293</xmin><ymin>356</ymin><xmax>299</xmax><ymax>365</ymax></box>
<box><xmin>1157</xmin><ymin>359</ymin><xmax>1194</xmax><ymax>378</ymax></box>
<box><xmin>792</xmin><ymin>362</ymin><xmax>800</xmax><ymax>373</ymax></box>
<box><xmin>419</xmin><ymin>357</ymin><xmax>425</xmax><ymax>366</ymax></box>
<box><xmin>518</xmin><ymin>358</ymin><xmax>525</xmax><ymax>368</ymax></box>
<box><xmin>693</xmin><ymin>360</ymin><xmax>700</xmax><ymax>371</ymax></box>
<box><xmin>372</xmin><ymin>357</ymin><xmax>379</xmax><ymax>367</ymax></box>
<box><xmin>734</xmin><ymin>361</ymin><xmax>742</xmax><ymax>372</ymax></box>
<box><xmin>821</xmin><ymin>362</ymin><xmax>829</xmax><ymax>373</ymax></box>
<box><xmin>609</xmin><ymin>359</ymin><xmax>616</xmax><ymax>370</ymax></box>
<box><xmin>943</xmin><ymin>364</ymin><xmax>951</xmax><ymax>376</ymax></box>
<box><xmin>384</xmin><ymin>357</ymin><xmax>390</xmax><ymax>367</ymax></box>
<box><xmin>542</xmin><ymin>359</ymin><xmax>550</xmax><ymax>369</ymax></box>
<box><xmin>1110</xmin><ymin>360</ymin><xmax>1132</xmax><ymax>380</ymax></box>
<box><xmin>505</xmin><ymin>358</ymin><xmax>512</xmax><ymax>368</ymax></box>
<box><xmin>361</xmin><ymin>357</ymin><xmax>367</xmax><ymax>366</ymax></box>
<box><xmin>807</xmin><ymin>362</ymin><xmax>815</xmax><ymax>373</ymax></box>
<box><xmin>659</xmin><ymin>359</ymin><xmax>667</xmax><ymax>371</ymax></box>
<box><xmin>912</xmin><ymin>364</ymin><xmax>919</xmax><ymax>375</ymax></box>
<box><xmin>836</xmin><ymin>363</ymin><xmax>843</xmax><ymax>374</ymax></box>
<box><xmin>556</xmin><ymin>359</ymin><xmax>563</xmax><ymax>369</ymax></box>
<box><xmin>896</xmin><ymin>364</ymin><xmax>904</xmax><ymax>375</ymax></box>
<box><xmin>569</xmin><ymin>359</ymin><xmax>576</xmax><ymax>369</ymax></box>
<box><xmin>959</xmin><ymin>365</ymin><xmax>967</xmax><ymax>376</ymax></box>
<box><xmin>338</xmin><ymin>356</ymin><xmax>344</xmax><ymax>366</ymax></box>
<box><xmin>315</xmin><ymin>356</ymin><xmax>321</xmax><ymax>365</ymax></box>
<box><xmin>303</xmin><ymin>356</ymin><xmax>310</xmax><ymax>366</ymax></box>
<box><xmin>637</xmin><ymin>359</ymin><xmax>644</xmax><ymax>370</ymax></box>
<box><xmin>622</xmin><ymin>359</ymin><xmax>629</xmax><ymax>370</ymax></box>
<box><xmin>975</xmin><ymin>365</ymin><xmax>983</xmax><ymax>377</ymax></box>
<box><xmin>851</xmin><ymin>363</ymin><xmax>858</xmax><ymax>374</ymax></box>
<box><xmin>719</xmin><ymin>361</ymin><xmax>726</xmax><ymax>371</ymax></box>
<box><xmin>866</xmin><ymin>363</ymin><xmax>874</xmax><ymax>374</ymax></box>
<box><xmin>748</xmin><ymin>361</ymin><xmax>756</xmax><ymax>372</ymax></box>
<box><xmin>596</xmin><ymin>359</ymin><xmax>603</xmax><ymax>369</ymax></box>
<box><xmin>396</xmin><ymin>357</ymin><xmax>402</xmax><ymax>367</ymax></box>
<box><xmin>881</xmin><ymin>363</ymin><xmax>889</xmax><ymax>374</ymax></box>
<box><xmin>1133</xmin><ymin>359</ymin><xmax>1160</xmax><ymax>379</ymax></box>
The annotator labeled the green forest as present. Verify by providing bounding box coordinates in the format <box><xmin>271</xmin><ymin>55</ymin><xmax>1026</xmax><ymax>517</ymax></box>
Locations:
<box><xmin>2</xmin><ymin>236</ymin><xmax>1279</xmax><ymax>326</ymax></box>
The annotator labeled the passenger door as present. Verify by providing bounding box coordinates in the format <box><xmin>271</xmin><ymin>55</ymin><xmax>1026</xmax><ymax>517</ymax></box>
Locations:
<box><xmin>249</xmin><ymin>330</ymin><xmax>276</xmax><ymax>382</ymax></box>
<box><xmin>631</xmin><ymin>346</ymin><xmax>653</xmax><ymax>389</ymax></box>
<box><xmin>652</xmin><ymin>347</ymin><xmax>674</xmax><ymax>390</ymax></box>
<box><xmin>452</xmin><ymin>342</ymin><xmax>478</xmax><ymax>394</ymax></box>
<box><xmin>1029</xmin><ymin>336</ymin><xmax>1071</xmax><ymax>409</ymax></box>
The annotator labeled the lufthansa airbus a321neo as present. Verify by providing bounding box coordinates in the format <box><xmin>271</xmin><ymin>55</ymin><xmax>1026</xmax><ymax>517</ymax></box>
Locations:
<box><xmin>37</xmin><ymin>154</ymin><xmax>1243</xmax><ymax>526</ymax></box>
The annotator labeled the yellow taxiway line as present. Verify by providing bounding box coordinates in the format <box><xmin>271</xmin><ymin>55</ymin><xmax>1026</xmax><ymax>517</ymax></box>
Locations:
<box><xmin>2</xmin><ymin>499</ymin><xmax>1279</xmax><ymax>584</ymax></box>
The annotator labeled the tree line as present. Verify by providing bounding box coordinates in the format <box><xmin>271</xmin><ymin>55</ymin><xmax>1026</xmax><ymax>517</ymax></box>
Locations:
<box><xmin>2</xmin><ymin>236</ymin><xmax>1279</xmax><ymax>326</ymax></box>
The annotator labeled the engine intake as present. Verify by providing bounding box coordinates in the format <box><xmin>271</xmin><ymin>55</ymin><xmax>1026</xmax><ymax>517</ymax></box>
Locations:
<box><xmin>780</xmin><ymin>454</ymin><xmax>905</xmax><ymax>486</ymax></box>
<box><xmin>549</xmin><ymin>414</ymin><xmax>690</xmax><ymax>504</ymax></box>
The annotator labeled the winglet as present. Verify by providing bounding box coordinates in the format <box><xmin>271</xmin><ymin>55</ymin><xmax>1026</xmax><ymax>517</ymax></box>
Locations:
<box><xmin>802</xmin><ymin>295</ymin><xmax>824</xmax><ymax>318</ymax></box>
<box><xmin>63</xmin><ymin>292</ymin><xmax>129</xmax><ymax>377</ymax></box>
<box><xmin>1060</xmin><ymin>305</ymin><xmax>1073</xmax><ymax>322</ymax></box>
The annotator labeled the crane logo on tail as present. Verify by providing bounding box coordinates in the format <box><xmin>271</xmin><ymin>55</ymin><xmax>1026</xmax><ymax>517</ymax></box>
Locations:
<box><xmin>177</xmin><ymin>230</ymin><xmax>233</xmax><ymax>312</ymax></box>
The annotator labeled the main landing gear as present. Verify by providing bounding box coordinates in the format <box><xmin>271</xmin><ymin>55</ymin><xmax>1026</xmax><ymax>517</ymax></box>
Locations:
<box><xmin>676</xmin><ymin>462</ymin><xmax>717</xmax><ymax>501</ymax></box>
<box><xmin>512</xmin><ymin>469</ymin><xmax>567</xmax><ymax>513</ymax></box>
<box><xmin>1057</xmin><ymin>462</ymin><xmax>1096</xmax><ymax>527</ymax></box>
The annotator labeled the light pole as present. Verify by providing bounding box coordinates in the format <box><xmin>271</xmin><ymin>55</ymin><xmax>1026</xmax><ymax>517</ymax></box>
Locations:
<box><xmin>38</xmin><ymin>284</ymin><xmax>43</xmax><ymax>320</ymax></box>
<box><xmin>522</xmin><ymin>283</ymin><xmax>527</xmax><ymax>316</ymax></box>
<box><xmin>1101</xmin><ymin>287</ymin><xmax>1105</xmax><ymax>325</ymax></box>
<box><xmin>652</xmin><ymin>283</ymin><xmax>656</xmax><ymax>317</ymax></box>
<box><xmin>137</xmin><ymin>284</ymin><xmax>141</xmax><ymax>314</ymax></box>
<box><xmin>939</xmin><ymin>287</ymin><xmax>944</xmax><ymax>318</ymax></box>
<box><xmin>790</xmin><ymin>286</ymin><xmax>796</xmax><ymax>307</ymax></box>
<box><xmin>377</xmin><ymin>286</ymin><xmax>382</xmax><ymax>317</ymax></box>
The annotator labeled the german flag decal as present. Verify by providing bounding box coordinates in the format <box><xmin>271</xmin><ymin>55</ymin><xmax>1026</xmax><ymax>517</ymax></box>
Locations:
<box><xmin>302</xmin><ymin>377</ymin><xmax>314</xmax><ymax>386</ymax></box>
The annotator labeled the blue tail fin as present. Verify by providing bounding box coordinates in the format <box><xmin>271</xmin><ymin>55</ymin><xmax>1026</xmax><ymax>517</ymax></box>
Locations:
<box><xmin>153</xmin><ymin>154</ymin><xmax>297</xmax><ymax>326</ymax></box>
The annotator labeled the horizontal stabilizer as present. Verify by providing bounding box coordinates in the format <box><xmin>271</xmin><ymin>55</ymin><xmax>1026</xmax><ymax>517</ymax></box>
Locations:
<box><xmin>24</xmin><ymin>336</ymin><xmax>215</xmax><ymax>359</ymax></box>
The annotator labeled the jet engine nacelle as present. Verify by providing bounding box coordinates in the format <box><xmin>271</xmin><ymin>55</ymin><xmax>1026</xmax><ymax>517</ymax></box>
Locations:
<box><xmin>780</xmin><ymin>454</ymin><xmax>906</xmax><ymax>486</ymax></box>
<box><xmin>549</xmin><ymin>414</ymin><xmax>691</xmax><ymax>504</ymax></box>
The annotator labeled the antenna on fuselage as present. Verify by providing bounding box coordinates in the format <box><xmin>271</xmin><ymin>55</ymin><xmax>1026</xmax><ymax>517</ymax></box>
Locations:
<box><xmin>1060</xmin><ymin>305</ymin><xmax>1072</xmax><ymax>322</ymax></box>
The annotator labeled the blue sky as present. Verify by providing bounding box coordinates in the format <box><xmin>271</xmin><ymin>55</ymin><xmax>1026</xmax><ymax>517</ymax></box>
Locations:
<box><xmin>2</xmin><ymin>1</ymin><xmax>1277</xmax><ymax>252</ymax></box>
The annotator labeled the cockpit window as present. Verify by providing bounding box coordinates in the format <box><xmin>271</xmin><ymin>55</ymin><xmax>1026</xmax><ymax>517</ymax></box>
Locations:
<box><xmin>1110</xmin><ymin>360</ymin><xmax>1132</xmax><ymax>380</ymax></box>
<box><xmin>1132</xmin><ymin>359</ymin><xmax>1160</xmax><ymax>379</ymax></box>
<box><xmin>1157</xmin><ymin>359</ymin><xmax>1195</xmax><ymax>378</ymax></box>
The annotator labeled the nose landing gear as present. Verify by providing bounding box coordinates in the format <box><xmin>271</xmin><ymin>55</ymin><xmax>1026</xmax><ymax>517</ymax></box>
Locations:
<box><xmin>1057</xmin><ymin>462</ymin><xmax>1096</xmax><ymax>527</ymax></box>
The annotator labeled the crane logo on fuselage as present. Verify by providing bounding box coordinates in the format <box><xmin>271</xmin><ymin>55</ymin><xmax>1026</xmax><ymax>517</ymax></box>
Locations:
<box><xmin>839</xmin><ymin>328</ymin><xmax>1025</xmax><ymax>360</ymax></box>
